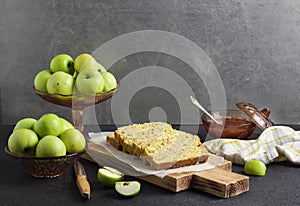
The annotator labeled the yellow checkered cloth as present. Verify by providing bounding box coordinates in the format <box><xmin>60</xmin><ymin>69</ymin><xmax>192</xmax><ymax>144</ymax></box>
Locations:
<box><xmin>203</xmin><ymin>126</ymin><xmax>300</xmax><ymax>165</ymax></box>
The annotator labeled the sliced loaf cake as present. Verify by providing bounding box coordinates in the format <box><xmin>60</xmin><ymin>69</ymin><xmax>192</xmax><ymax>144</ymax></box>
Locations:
<box><xmin>107</xmin><ymin>122</ymin><xmax>209</xmax><ymax>170</ymax></box>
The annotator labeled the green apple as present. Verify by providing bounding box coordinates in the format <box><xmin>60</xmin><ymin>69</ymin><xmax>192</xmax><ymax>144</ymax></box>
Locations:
<box><xmin>60</xmin><ymin>118</ymin><xmax>74</xmax><ymax>133</ymax></box>
<box><xmin>115</xmin><ymin>181</ymin><xmax>141</xmax><ymax>197</ymax></box>
<box><xmin>34</xmin><ymin>113</ymin><xmax>63</xmax><ymax>138</ymax></box>
<box><xmin>60</xmin><ymin>128</ymin><xmax>86</xmax><ymax>153</ymax></box>
<box><xmin>74</xmin><ymin>53</ymin><xmax>99</xmax><ymax>73</ymax></box>
<box><xmin>8</xmin><ymin>128</ymin><xmax>39</xmax><ymax>156</ymax></box>
<box><xmin>50</xmin><ymin>54</ymin><xmax>74</xmax><ymax>74</ymax></box>
<box><xmin>36</xmin><ymin>135</ymin><xmax>66</xmax><ymax>157</ymax></box>
<box><xmin>244</xmin><ymin>160</ymin><xmax>267</xmax><ymax>176</ymax></box>
<box><xmin>97</xmin><ymin>62</ymin><xmax>107</xmax><ymax>73</ymax></box>
<box><xmin>75</xmin><ymin>69</ymin><xmax>105</xmax><ymax>94</ymax></box>
<box><xmin>34</xmin><ymin>70</ymin><xmax>52</xmax><ymax>92</ymax></box>
<box><xmin>102</xmin><ymin>72</ymin><xmax>117</xmax><ymax>92</ymax></box>
<box><xmin>13</xmin><ymin>118</ymin><xmax>37</xmax><ymax>132</ymax></box>
<box><xmin>97</xmin><ymin>166</ymin><xmax>124</xmax><ymax>187</ymax></box>
<box><xmin>46</xmin><ymin>71</ymin><xmax>75</xmax><ymax>95</ymax></box>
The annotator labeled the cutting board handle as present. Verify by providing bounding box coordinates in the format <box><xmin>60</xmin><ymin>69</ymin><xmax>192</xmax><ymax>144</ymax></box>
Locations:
<box><xmin>191</xmin><ymin>167</ymin><xmax>249</xmax><ymax>198</ymax></box>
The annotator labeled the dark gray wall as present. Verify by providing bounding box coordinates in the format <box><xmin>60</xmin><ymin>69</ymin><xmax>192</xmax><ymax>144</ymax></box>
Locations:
<box><xmin>1</xmin><ymin>0</ymin><xmax>300</xmax><ymax>127</ymax></box>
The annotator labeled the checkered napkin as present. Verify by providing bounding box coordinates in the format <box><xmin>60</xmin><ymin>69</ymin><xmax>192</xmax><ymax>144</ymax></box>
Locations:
<box><xmin>203</xmin><ymin>126</ymin><xmax>300</xmax><ymax>165</ymax></box>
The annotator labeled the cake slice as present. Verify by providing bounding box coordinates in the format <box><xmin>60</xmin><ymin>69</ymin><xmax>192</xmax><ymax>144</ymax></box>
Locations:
<box><xmin>146</xmin><ymin>130</ymin><xmax>209</xmax><ymax>170</ymax></box>
<box><xmin>107</xmin><ymin>122</ymin><xmax>209</xmax><ymax>170</ymax></box>
<box><xmin>114</xmin><ymin>122</ymin><xmax>174</xmax><ymax>156</ymax></box>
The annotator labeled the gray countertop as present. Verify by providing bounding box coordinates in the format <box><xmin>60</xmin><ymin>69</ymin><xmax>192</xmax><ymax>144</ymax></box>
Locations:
<box><xmin>1</xmin><ymin>125</ymin><xmax>299</xmax><ymax>206</ymax></box>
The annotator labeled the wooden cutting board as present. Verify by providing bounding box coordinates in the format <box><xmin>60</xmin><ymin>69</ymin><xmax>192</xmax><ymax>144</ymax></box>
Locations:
<box><xmin>83</xmin><ymin>142</ymin><xmax>249</xmax><ymax>198</ymax></box>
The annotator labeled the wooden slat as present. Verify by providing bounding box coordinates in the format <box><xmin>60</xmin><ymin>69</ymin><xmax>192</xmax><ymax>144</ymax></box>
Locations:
<box><xmin>138</xmin><ymin>160</ymin><xmax>232</xmax><ymax>192</ymax></box>
<box><xmin>191</xmin><ymin>168</ymin><xmax>249</xmax><ymax>198</ymax></box>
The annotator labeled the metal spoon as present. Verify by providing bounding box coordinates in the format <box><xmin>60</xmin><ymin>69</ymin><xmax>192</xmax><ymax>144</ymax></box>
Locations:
<box><xmin>190</xmin><ymin>96</ymin><xmax>222</xmax><ymax>124</ymax></box>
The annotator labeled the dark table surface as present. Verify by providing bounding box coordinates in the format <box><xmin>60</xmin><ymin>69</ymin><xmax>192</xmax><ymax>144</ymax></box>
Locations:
<box><xmin>1</xmin><ymin>125</ymin><xmax>300</xmax><ymax>206</ymax></box>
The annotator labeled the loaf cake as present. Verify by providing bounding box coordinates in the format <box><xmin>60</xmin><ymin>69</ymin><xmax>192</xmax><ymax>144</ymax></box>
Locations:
<box><xmin>107</xmin><ymin>122</ymin><xmax>209</xmax><ymax>170</ymax></box>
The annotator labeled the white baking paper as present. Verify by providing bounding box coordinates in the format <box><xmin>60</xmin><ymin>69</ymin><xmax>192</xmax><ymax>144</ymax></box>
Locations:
<box><xmin>87</xmin><ymin>132</ymin><xmax>224</xmax><ymax>178</ymax></box>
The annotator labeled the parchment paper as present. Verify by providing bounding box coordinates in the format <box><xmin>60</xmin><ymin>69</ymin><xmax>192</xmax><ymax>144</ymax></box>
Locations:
<box><xmin>87</xmin><ymin>132</ymin><xmax>224</xmax><ymax>178</ymax></box>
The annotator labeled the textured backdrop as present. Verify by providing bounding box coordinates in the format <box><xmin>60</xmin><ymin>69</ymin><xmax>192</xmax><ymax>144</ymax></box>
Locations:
<box><xmin>1</xmin><ymin>0</ymin><xmax>300</xmax><ymax>128</ymax></box>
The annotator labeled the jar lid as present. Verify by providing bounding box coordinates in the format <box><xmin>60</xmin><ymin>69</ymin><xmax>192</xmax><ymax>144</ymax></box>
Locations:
<box><xmin>236</xmin><ymin>102</ymin><xmax>274</xmax><ymax>130</ymax></box>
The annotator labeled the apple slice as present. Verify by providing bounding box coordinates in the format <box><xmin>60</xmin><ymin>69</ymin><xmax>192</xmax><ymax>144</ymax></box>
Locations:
<box><xmin>115</xmin><ymin>181</ymin><xmax>141</xmax><ymax>197</ymax></box>
<box><xmin>97</xmin><ymin>166</ymin><xmax>124</xmax><ymax>187</ymax></box>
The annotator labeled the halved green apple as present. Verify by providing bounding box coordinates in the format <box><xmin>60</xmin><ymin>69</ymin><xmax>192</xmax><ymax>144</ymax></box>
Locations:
<box><xmin>115</xmin><ymin>181</ymin><xmax>141</xmax><ymax>197</ymax></box>
<box><xmin>97</xmin><ymin>166</ymin><xmax>124</xmax><ymax>187</ymax></box>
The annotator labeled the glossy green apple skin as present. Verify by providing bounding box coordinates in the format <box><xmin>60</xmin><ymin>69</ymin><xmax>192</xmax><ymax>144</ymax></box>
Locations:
<box><xmin>60</xmin><ymin>118</ymin><xmax>74</xmax><ymax>133</ymax></box>
<box><xmin>50</xmin><ymin>54</ymin><xmax>74</xmax><ymax>74</ymax></box>
<box><xmin>115</xmin><ymin>181</ymin><xmax>141</xmax><ymax>197</ymax></box>
<box><xmin>46</xmin><ymin>71</ymin><xmax>75</xmax><ymax>95</ymax></box>
<box><xmin>8</xmin><ymin>128</ymin><xmax>39</xmax><ymax>156</ymax></box>
<box><xmin>75</xmin><ymin>69</ymin><xmax>105</xmax><ymax>94</ymax></box>
<box><xmin>244</xmin><ymin>160</ymin><xmax>267</xmax><ymax>176</ymax></box>
<box><xmin>13</xmin><ymin>118</ymin><xmax>37</xmax><ymax>132</ymax></box>
<box><xmin>60</xmin><ymin>128</ymin><xmax>86</xmax><ymax>153</ymax></box>
<box><xmin>102</xmin><ymin>72</ymin><xmax>117</xmax><ymax>92</ymax></box>
<box><xmin>33</xmin><ymin>113</ymin><xmax>63</xmax><ymax>138</ymax></box>
<box><xmin>36</xmin><ymin>135</ymin><xmax>66</xmax><ymax>157</ymax></box>
<box><xmin>34</xmin><ymin>70</ymin><xmax>52</xmax><ymax>92</ymax></box>
<box><xmin>74</xmin><ymin>53</ymin><xmax>99</xmax><ymax>73</ymax></box>
<box><xmin>97</xmin><ymin>167</ymin><xmax>124</xmax><ymax>187</ymax></box>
